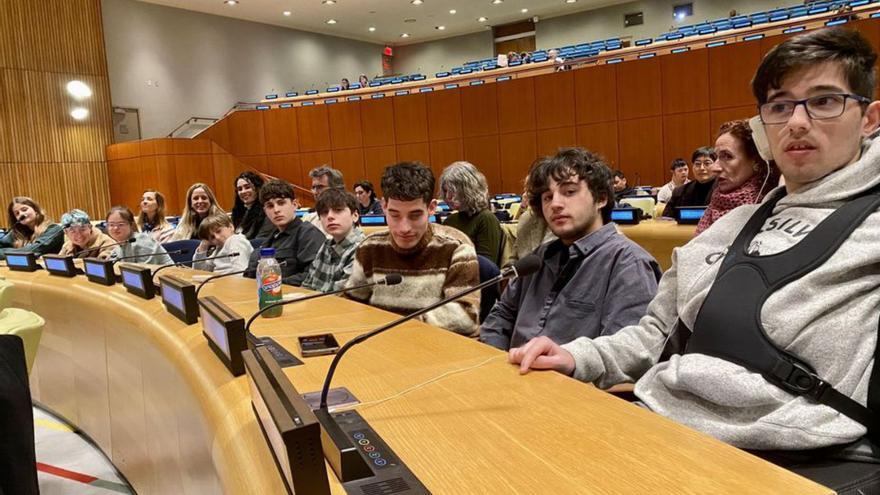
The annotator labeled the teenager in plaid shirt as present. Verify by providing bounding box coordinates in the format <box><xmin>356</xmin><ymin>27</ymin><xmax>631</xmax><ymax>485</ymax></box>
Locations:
<box><xmin>302</xmin><ymin>188</ymin><xmax>365</xmax><ymax>292</ymax></box>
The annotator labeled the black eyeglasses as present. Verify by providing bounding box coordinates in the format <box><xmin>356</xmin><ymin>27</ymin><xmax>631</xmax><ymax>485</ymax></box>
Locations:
<box><xmin>759</xmin><ymin>93</ymin><xmax>871</xmax><ymax>124</ymax></box>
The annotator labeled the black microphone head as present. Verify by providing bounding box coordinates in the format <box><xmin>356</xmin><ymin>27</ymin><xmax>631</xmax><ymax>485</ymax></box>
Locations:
<box><xmin>513</xmin><ymin>254</ymin><xmax>542</xmax><ymax>278</ymax></box>
<box><xmin>128</xmin><ymin>237</ymin><xmax>137</xmax><ymax>244</ymax></box>
<box><xmin>229</xmin><ymin>252</ymin><xmax>240</xmax><ymax>257</ymax></box>
<box><xmin>383</xmin><ymin>273</ymin><xmax>403</xmax><ymax>285</ymax></box>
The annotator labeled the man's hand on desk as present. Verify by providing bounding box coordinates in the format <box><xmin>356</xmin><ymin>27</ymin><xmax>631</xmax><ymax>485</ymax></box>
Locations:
<box><xmin>508</xmin><ymin>336</ymin><xmax>576</xmax><ymax>376</ymax></box>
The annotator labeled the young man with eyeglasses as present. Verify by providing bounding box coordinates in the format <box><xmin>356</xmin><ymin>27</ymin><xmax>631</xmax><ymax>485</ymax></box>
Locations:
<box><xmin>662</xmin><ymin>147</ymin><xmax>717</xmax><ymax>215</ymax></box>
<box><xmin>509</xmin><ymin>28</ymin><xmax>880</xmax><ymax>490</ymax></box>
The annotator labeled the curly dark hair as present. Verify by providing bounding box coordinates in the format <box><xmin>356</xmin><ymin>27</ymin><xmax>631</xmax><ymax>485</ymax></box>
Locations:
<box><xmin>527</xmin><ymin>147</ymin><xmax>614</xmax><ymax>224</ymax></box>
<box><xmin>232</xmin><ymin>171</ymin><xmax>266</xmax><ymax>232</ymax></box>
<box><xmin>315</xmin><ymin>187</ymin><xmax>359</xmax><ymax>216</ymax></box>
<box><xmin>354</xmin><ymin>180</ymin><xmax>377</xmax><ymax>202</ymax></box>
<box><xmin>259</xmin><ymin>179</ymin><xmax>296</xmax><ymax>205</ymax></box>
<box><xmin>380</xmin><ymin>162</ymin><xmax>435</xmax><ymax>205</ymax></box>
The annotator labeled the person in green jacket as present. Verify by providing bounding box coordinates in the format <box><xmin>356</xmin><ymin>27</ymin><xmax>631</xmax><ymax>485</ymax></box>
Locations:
<box><xmin>0</xmin><ymin>196</ymin><xmax>63</xmax><ymax>259</ymax></box>
<box><xmin>439</xmin><ymin>161</ymin><xmax>503</xmax><ymax>266</ymax></box>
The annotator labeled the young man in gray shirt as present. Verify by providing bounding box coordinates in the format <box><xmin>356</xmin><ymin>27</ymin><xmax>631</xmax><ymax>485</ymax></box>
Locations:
<box><xmin>480</xmin><ymin>148</ymin><xmax>661</xmax><ymax>350</ymax></box>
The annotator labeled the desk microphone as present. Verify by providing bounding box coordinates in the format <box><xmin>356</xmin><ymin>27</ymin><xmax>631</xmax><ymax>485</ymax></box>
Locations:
<box><xmin>150</xmin><ymin>250</ymin><xmax>239</xmax><ymax>281</ymax></box>
<box><xmin>194</xmin><ymin>260</ymin><xmax>288</xmax><ymax>298</ymax></box>
<box><xmin>319</xmin><ymin>254</ymin><xmax>541</xmax><ymax>409</ymax></box>
<box><xmin>242</xmin><ymin>273</ymin><xmax>403</xmax><ymax>344</ymax></box>
<box><xmin>80</xmin><ymin>237</ymin><xmax>135</xmax><ymax>257</ymax></box>
<box><xmin>110</xmin><ymin>248</ymin><xmax>186</xmax><ymax>263</ymax></box>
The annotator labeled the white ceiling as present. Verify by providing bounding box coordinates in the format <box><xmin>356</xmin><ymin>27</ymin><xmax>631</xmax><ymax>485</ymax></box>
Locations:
<box><xmin>136</xmin><ymin>0</ymin><xmax>632</xmax><ymax>45</ymax></box>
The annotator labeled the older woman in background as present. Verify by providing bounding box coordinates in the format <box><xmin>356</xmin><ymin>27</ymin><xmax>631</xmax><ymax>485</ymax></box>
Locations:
<box><xmin>696</xmin><ymin>120</ymin><xmax>780</xmax><ymax>234</ymax></box>
<box><xmin>232</xmin><ymin>171</ymin><xmax>273</xmax><ymax>240</ymax></box>
<box><xmin>0</xmin><ymin>196</ymin><xmax>64</xmax><ymax>258</ymax></box>
<box><xmin>440</xmin><ymin>161</ymin><xmax>503</xmax><ymax>266</ymax></box>
<box><xmin>106</xmin><ymin>206</ymin><xmax>172</xmax><ymax>265</ymax></box>
<box><xmin>172</xmin><ymin>182</ymin><xmax>224</xmax><ymax>241</ymax></box>
<box><xmin>58</xmin><ymin>209</ymin><xmax>116</xmax><ymax>259</ymax></box>
<box><xmin>137</xmin><ymin>189</ymin><xmax>175</xmax><ymax>243</ymax></box>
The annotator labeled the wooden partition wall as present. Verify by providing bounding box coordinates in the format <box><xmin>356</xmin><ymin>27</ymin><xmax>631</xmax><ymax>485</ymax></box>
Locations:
<box><xmin>0</xmin><ymin>0</ymin><xmax>113</xmax><ymax>228</ymax></box>
<box><xmin>108</xmin><ymin>19</ymin><xmax>880</xmax><ymax>212</ymax></box>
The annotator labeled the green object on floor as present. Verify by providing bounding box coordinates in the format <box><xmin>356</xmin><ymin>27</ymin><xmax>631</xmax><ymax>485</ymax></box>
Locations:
<box><xmin>0</xmin><ymin>308</ymin><xmax>44</xmax><ymax>374</ymax></box>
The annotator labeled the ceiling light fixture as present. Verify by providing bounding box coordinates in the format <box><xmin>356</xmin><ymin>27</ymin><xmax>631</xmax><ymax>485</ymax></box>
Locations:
<box><xmin>449</xmin><ymin>9</ymin><xmax>457</xmax><ymax>14</ymax></box>
<box><xmin>400</xmin><ymin>33</ymin><xmax>410</xmax><ymax>37</ymax></box>
<box><xmin>492</xmin><ymin>0</ymin><xmax>503</xmax><ymax>4</ymax></box>
<box><xmin>435</xmin><ymin>25</ymin><xmax>445</xmax><ymax>30</ymax></box>
<box><xmin>66</xmin><ymin>80</ymin><xmax>93</xmax><ymax>99</ymax></box>
<box><xmin>411</xmin><ymin>0</ymin><xmax>423</xmax><ymax>4</ymax></box>
<box><xmin>224</xmin><ymin>0</ymin><xmax>237</xmax><ymax>5</ymax></box>
<box><xmin>566</xmin><ymin>0</ymin><xmax>577</xmax><ymax>3</ymax></box>
<box><xmin>322</xmin><ymin>0</ymin><xmax>335</xmax><ymax>4</ymax></box>
<box><xmin>70</xmin><ymin>107</ymin><xmax>89</xmax><ymax>120</ymax></box>
<box><xmin>326</xmin><ymin>18</ymin><xmax>337</xmax><ymax>24</ymax></box>
<box><xmin>368</xmin><ymin>26</ymin><xmax>376</xmax><ymax>31</ymax></box>
<box><xmin>283</xmin><ymin>10</ymin><xmax>291</xmax><ymax>16</ymax></box>
<box><xmin>477</xmin><ymin>16</ymin><xmax>488</xmax><ymax>22</ymax></box>
<box><xmin>521</xmin><ymin>8</ymin><xmax>528</xmax><ymax>13</ymax></box>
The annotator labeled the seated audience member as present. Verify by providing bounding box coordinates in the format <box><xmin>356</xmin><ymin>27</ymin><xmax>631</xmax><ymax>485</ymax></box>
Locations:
<box><xmin>353</xmin><ymin>180</ymin><xmax>383</xmax><ymax>216</ymax></box>
<box><xmin>340</xmin><ymin>78</ymin><xmax>350</xmax><ymax>91</ymax></box>
<box><xmin>232</xmin><ymin>171</ymin><xmax>274</xmax><ymax>240</ymax></box>
<box><xmin>520</xmin><ymin>51</ymin><xmax>531</xmax><ymax>64</ymax></box>
<box><xmin>171</xmin><ymin>183</ymin><xmax>224</xmax><ymax>241</ymax></box>
<box><xmin>481</xmin><ymin>148</ymin><xmax>660</xmax><ymax>351</ymax></box>
<box><xmin>302</xmin><ymin>188</ymin><xmax>365</xmax><ymax>292</ymax></box>
<box><xmin>346</xmin><ymin>162</ymin><xmax>480</xmax><ymax>336</ymax></box>
<box><xmin>137</xmin><ymin>190</ymin><xmax>175</xmax><ymax>243</ymax></box>
<box><xmin>507</xmin><ymin>51</ymin><xmax>520</xmax><ymax>64</ymax></box>
<box><xmin>509</xmin><ymin>29</ymin><xmax>880</xmax><ymax>491</ymax></box>
<box><xmin>105</xmin><ymin>206</ymin><xmax>172</xmax><ymax>265</ymax></box>
<box><xmin>657</xmin><ymin>159</ymin><xmax>690</xmax><ymax>204</ymax></box>
<box><xmin>358</xmin><ymin>74</ymin><xmax>369</xmax><ymax>87</ymax></box>
<box><xmin>509</xmin><ymin>172</ymin><xmax>556</xmax><ymax>263</ymax></box>
<box><xmin>612</xmin><ymin>170</ymin><xmax>635</xmax><ymax>201</ymax></box>
<box><xmin>58</xmin><ymin>209</ymin><xmax>115</xmax><ymax>259</ymax></box>
<box><xmin>0</xmin><ymin>197</ymin><xmax>63</xmax><ymax>258</ymax></box>
<box><xmin>244</xmin><ymin>180</ymin><xmax>324</xmax><ymax>286</ymax></box>
<box><xmin>439</xmin><ymin>161</ymin><xmax>504</xmax><ymax>266</ymax></box>
<box><xmin>304</xmin><ymin>165</ymin><xmax>346</xmax><ymax>235</ymax></box>
<box><xmin>696</xmin><ymin>120</ymin><xmax>781</xmax><ymax>234</ymax></box>
<box><xmin>193</xmin><ymin>214</ymin><xmax>252</xmax><ymax>274</ymax></box>
<box><xmin>663</xmin><ymin>147</ymin><xmax>717</xmax><ymax>216</ymax></box>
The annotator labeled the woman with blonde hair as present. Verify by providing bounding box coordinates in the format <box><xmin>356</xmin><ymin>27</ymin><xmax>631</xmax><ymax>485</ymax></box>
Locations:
<box><xmin>137</xmin><ymin>189</ymin><xmax>175</xmax><ymax>243</ymax></box>
<box><xmin>0</xmin><ymin>196</ymin><xmax>64</xmax><ymax>258</ymax></box>
<box><xmin>171</xmin><ymin>182</ymin><xmax>224</xmax><ymax>241</ymax></box>
<box><xmin>440</xmin><ymin>161</ymin><xmax>503</xmax><ymax>266</ymax></box>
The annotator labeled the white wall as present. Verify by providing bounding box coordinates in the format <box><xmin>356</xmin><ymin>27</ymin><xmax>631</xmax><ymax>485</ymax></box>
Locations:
<box><xmin>102</xmin><ymin>0</ymin><xmax>383</xmax><ymax>139</ymax></box>
<box><xmin>393</xmin><ymin>30</ymin><xmax>495</xmax><ymax>76</ymax></box>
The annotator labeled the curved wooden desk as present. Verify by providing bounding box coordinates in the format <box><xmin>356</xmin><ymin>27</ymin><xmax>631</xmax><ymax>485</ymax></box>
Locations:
<box><xmin>6</xmin><ymin>267</ymin><xmax>830</xmax><ymax>494</ymax></box>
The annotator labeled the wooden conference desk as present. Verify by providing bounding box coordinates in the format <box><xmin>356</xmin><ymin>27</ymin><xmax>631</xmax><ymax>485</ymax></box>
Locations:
<box><xmin>7</xmin><ymin>268</ymin><xmax>831</xmax><ymax>494</ymax></box>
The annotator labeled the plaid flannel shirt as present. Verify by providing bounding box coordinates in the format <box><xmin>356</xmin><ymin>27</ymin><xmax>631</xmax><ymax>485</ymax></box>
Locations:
<box><xmin>302</xmin><ymin>227</ymin><xmax>365</xmax><ymax>293</ymax></box>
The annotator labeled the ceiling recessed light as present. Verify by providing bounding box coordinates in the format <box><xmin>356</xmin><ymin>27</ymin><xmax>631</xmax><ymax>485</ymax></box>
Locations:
<box><xmin>566</xmin><ymin>0</ymin><xmax>577</xmax><ymax>3</ymax></box>
<box><xmin>368</xmin><ymin>26</ymin><xmax>376</xmax><ymax>31</ymax></box>
<box><xmin>66</xmin><ymin>80</ymin><xmax>92</xmax><ymax>99</ymax></box>
<box><xmin>283</xmin><ymin>10</ymin><xmax>291</xmax><ymax>16</ymax></box>
<box><xmin>435</xmin><ymin>25</ymin><xmax>445</xmax><ymax>30</ymax></box>
<box><xmin>400</xmin><ymin>33</ymin><xmax>410</xmax><ymax>38</ymax></box>
<box><xmin>411</xmin><ymin>0</ymin><xmax>423</xmax><ymax>4</ymax></box>
<box><xmin>521</xmin><ymin>8</ymin><xmax>528</xmax><ymax>13</ymax></box>
<box><xmin>224</xmin><ymin>0</ymin><xmax>237</xmax><ymax>5</ymax></box>
<box><xmin>70</xmin><ymin>107</ymin><xmax>89</xmax><ymax>120</ymax></box>
<box><xmin>449</xmin><ymin>9</ymin><xmax>456</xmax><ymax>14</ymax></box>
<box><xmin>492</xmin><ymin>0</ymin><xmax>503</xmax><ymax>4</ymax></box>
<box><xmin>477</xmin><ymin>16</ymin><xmax>488</xmax><ymax>22</ymax></box>
<box><xmin>326</xmin><ymin>18</ymin><xmax>337</xmax><ymax>24</ymax></box>
<box><xmin>404</xmin><ymin>18</ymin><xmax>416</xmax><ymax>23</ymax></box>
<box><xmin>322</xmin><ymin>0</ymin><xmax>335</xmax><ymax>4</ymax></box>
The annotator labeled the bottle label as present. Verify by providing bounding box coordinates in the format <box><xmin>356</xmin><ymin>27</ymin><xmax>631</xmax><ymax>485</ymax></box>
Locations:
<box><xmin>261</xmin><ymin>273</ymin><xmax>282</xmax><ymax>296</ymax></box>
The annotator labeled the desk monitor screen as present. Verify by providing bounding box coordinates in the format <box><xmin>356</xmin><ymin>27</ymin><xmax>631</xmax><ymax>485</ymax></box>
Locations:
<box><xmin>43</xmin><ymin>255</ymin><xmax>76</xmax><ymax>277</ymax></box>
<box><xmin>118</xmin><ymin>263</ymin><xmax>156</xmax><ymax>299</ymax></box>
<box><xmin>243</xmin><ymin>346</ymin><xmax>330</xmax><ymax>495</ymax></box>
<box><xmin>159</xmin><ymin>275</ymin><xmax>199</xmax><ymax>324</ymax></box>
<box><xmin>83</xmin><ymin>258</ymin><xmax>116</xmax><ymax>286</ymax></box>
<box><xmin>360</xmin><ymin>215</ymin><xmax>386</xmax><ymax>226</ymax></box>
<box><xmin>6</xmin><ymin>252</ymin><xmax>38</xmax><ymax>272</ymax></box>
<box><xmin>610</xmin><ymin>208</ymin><xmax>640</xmax><ymax>225</ymax></box>
<box><xmin>676</xmin><ymin>206</ymin><xmax>707</xmax><ymax>224</ymax></box>
<box><xmin>199</xmin><ymin>296</ymin><xmax>247</xmax><ymax>376</ymax></box>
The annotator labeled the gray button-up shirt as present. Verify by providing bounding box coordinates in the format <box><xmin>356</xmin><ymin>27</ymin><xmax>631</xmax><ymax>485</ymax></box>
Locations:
<box><xmin>480</xmin><ymin>223</ymin><xmax>661</xmax><ymax>350</ymax></box>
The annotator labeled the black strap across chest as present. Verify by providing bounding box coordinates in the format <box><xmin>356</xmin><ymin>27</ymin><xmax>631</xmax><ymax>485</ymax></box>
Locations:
<box><xmin>685</xmin><ymin>189</ymin><xmax>880</xmax><ymax>438</ymax></box>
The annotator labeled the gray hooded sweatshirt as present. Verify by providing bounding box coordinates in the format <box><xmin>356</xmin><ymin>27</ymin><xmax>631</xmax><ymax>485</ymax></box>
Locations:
<box><xmin>562</xmin><ymin>135</ymin><xmax>880</xmax><ymax>451</ymax></box>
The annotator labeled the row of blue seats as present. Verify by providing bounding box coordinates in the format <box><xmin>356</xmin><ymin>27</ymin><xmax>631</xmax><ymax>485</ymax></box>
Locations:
<box><xmin>265</xmin><ymin>73</ymin><xmax>428</xmax><ymax>99</ymax></box>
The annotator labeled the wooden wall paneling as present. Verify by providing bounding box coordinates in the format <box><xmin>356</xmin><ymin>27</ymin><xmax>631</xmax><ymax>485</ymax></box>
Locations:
<box><xmin>759</xmin><ymin>33</ymin><xmax>797</xmax><ymax>60</ymax></box>
<box><xmin>237</xmin><ymin>155</ymin><xmax>268</xmax><ymax>174</ymax></box>
<box><xmin>227</xmin><ymin>110</ymin><xmax>266</xmax><ymax>156</ymax></box>
<box><xmin>428</xmin><ymin>139</ymin><xmax>464</xmax><ymax>180</ymax></box>
<box><xmin>662</xmin><ymin>111</ymin><xmax>712</xmax><ymax>177</ymax></box>
<box><xmin>426</xmin><ymin>90</ymin><xmax>463</xmax><ymax>141</ymax></box>
<box><xmin>199</xmin><ymin>119</ymin><xmax>231</xmax><ymax>153</ymax></box>
<box><xmin>616</xmin><ymin>57</ymin><xmax>663</xmax><ymax>120</ymax></box>
<box><xmin>393</xmin><ymin>94</ymin><xmax>429</xmax><ymax>144</ymax></box>
<box><xmin>460</xmin><ymin>83</ymin><xmax>499</xmax><ymax>137</ymax></box>
<box><xmin>363</xmin><ymin>145</ymin><xmax>397</xmax><ymax>193</ymax></box>
<box><xmin>328</xmin><ymin>102</ymin><xmax>363</xmax><ymax>150</ymax></box>
<box><xmin>108</xmin><ymin>159</ymin><xmax>143</xmax><ymax>214</ymax></box>
<box><xmin>298</xmin><ymin>151</ymin><xmax>334</xmax><ymax>188</ymax></box>
<box><xmin>708</xmin><ymin>41</ymin><xmax>763</xmax><ymax>109</ymax></box>
<box><xmin>266</xmin><ymin>153</ymin><xmax>303</xmax><ymax>187</ymax></box>
<box><xmin>263</xmin><ymin>108</ymin><xmax>300</xmax><ymax>155</ymax></box>
<box><xmin>534</xmin><ymin>71</ymin><xmax>576</xmax><ymax>129</ymax></box>
<box><xmin>463</xmin><ymin>136</ymin><xmax>502</xmax><ymax>194</ymax></box>
<box><xmin>618</xmin><ymin>117</ymin><xmax>665</xmax><ymax>187</ymax></box>
<box><xmin>661</xmin><ymin>49</ymin><xmax>710</xmax><ymax>114</ymax></box>
<box><xmin>710</xmin><ymin>106</ymin><xmax>756</xmax><ymax>136</ymax></box>
<box><xmin>138</xmin><ymin>139</ymin><xmax>158</xmax><ymax>157</ymax></box>
<box><xmin>496</xmin><ymin>78</ymin><xmax>536</xmax><ymax>134</ymax></box>
<box><xmin>331</xmin><ymin>148</ymin><xmax>366</xmax><ymax>184</ymax></box>
<box><xmin>113</xmin><ymin>141</ymin><xmax>142</xmax><ymax>160</ymax></box>
<box><xmin>498</xmin><ymin>131</ymin><xmax>537</xmax><ymax>193</ymax></box>
<box><xmin>173</xmin><ymin>154</ymin><xmax>216</xmax><ymax>208</ymax></box>
<box><xmin>574</xmin><ymin>64</ymin><xmax>618</xmax><ymax>124</ymax></box>
<box><xmin>360</xmin><ymin>98</ymin><xmax>396</xmax><ymax>147</ymax></box>
<box><xmin>154</xmin><ymin>155</ymin><xmax>180</xmax><ymax>214</ymax></box>
<box><xmin>77</xmin><ymin>161</ymin><xmax>112</xmax><ymax>217</ymax></box>
<box><xmin>296</xmin><ymin>105</ymin><xmax>332</xmax><ymax>152</ymax></box>
<box><xmin>153</xmin><ymin>139</ymin><xmax>175</xmax><ymax>156</ymax></box>
<box><xmin>395</xmin><ymin>142</ymin><xmax>431</xmax><ymax>169</ymax></box>
<box><xmin>536</xmin><ymin>126</ymin><xmax>577</xmax><ymax>157</ymax></box>
<box><xmin>172</xmin><ymin>139</ymin><xmax>212</xmax><ymax>155</ymax></box>
<box><xmin>576</xmin><ymin>122</ymin><xmax>620</xmax><ymax>167</ymax></box>
<box><xmin>212</xmin><ymin>145</ymin><xmax>250</xmax><ymax>211</ymax></box>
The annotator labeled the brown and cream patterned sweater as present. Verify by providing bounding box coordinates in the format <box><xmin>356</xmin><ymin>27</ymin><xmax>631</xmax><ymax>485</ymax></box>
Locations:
<box><xmin>345</xmin><ymin>223</ymin><xmax>480</xmax><ymax>337</ymax></box>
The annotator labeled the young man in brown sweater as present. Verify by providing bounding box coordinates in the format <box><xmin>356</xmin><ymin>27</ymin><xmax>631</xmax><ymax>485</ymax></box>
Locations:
<box><xmin>345</xmin><ymin>162</ymin><xmax>481</xmax><ymax>336</ymax></box>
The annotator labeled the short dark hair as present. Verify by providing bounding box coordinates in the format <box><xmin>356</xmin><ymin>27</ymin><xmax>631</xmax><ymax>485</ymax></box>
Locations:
<box><xmin>354</xmin><ymin>180</ymin><xmax>377</xmax><ymax>201</ymax></box>
<box><xmin>381</xmin><ymin>162</ymin><xmax>435</xmax><ymax>205</ymax></box>
<box><xmin>670</xmin><ymin>158</ymin><xmax>688</xmax><ymax>171</ymax></box>
<box><xmin>752</xmin><ymin>28</ymin><xmax>877</xmax><ymax>105</ymax></box>
<box><xmin>692</xmin><ymin>146</ymin><xmax>717</xmax><ymax>163</ymax></box>
<box><xmin>309</xmin><ymin>166</ymin><xmax>345</xmax><ymax>188</ymax></box>
<box><xmin>612</xmin><ymin>170</ymin><xmax>626</xmax><ymax>180</ymax></box>
<box><xmin>527</xmin><ymin>148</ymin><xmax>614</xmax><ymax>224</ymax></box>
<box><xmin>315</xmin><ymin>187</ymin><xmax>358</xmax><ymax>216</ymax></box>
<box><xmin>260</xmin><ymin>179</ymin><xmax>295</xmax><ymax>205</ymax></box>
